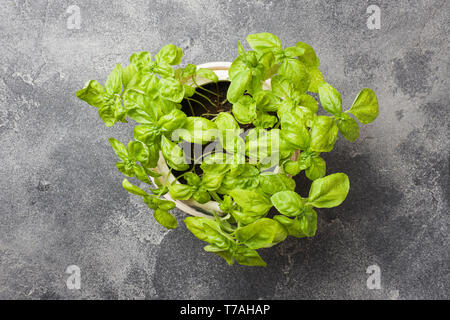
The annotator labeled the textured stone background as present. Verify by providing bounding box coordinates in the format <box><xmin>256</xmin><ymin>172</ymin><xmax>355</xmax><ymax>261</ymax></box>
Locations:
<box><xmin>0</xmin><ymin>0</ymin><xmax>448</xmax><ymax>300</ymax></box>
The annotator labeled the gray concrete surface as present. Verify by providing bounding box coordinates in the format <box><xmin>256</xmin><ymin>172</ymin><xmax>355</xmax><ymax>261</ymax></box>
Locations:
<box><xmin>0</xmin><ymin>0</ymin><xmax>448</xmax><ymax>300</ymax></box>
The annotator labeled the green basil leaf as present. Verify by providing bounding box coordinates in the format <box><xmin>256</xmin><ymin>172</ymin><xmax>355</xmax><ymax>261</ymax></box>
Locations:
<box><xmin>168</xmin><ymin>183</ymin><xmax>194</xmax><ymax>200</ymax></box>
<box><xmin>115</xmin><ymin>98</ymin><xmax>128</xmax><ymax>123</ymax></box>
<box><xmin>215</xmin><ymin>113</ymin><xmax>242</xmax><ymax>154</ymax></box>
<box><xmin>254</xmin><ymin>90</ymin><xmax>281</xmax><ymax>112</ymax></box>
<box><xmin>228</xmin><ymin>57</ymin><xmax>247</xmax><ymax>80</ymax></box>
<box><xmin>116</xmin><ymin>162</ymin><xmax>134</xmax><ymax>177</ymax></box>
<box><xmin>230</xmin><ymin>210</ymin><xmax>262</xmax><ymax>226</ymax></box>
<box><xmin>200</xmin><ymin>153</ymin><xmax>232</xmax><ymax>175</ymax></box>
<box><xmin>238</xmin><ymin>40</ymin><xmax>248</xmax><ymax>58</ymax></box>
<box><xmin>98</xmin><ymin>104</ymin><xmax>117</xmax><ymax>127</ymax></box>
<box><xmin>280</xmin><ymin>112</ymin><xmax>310</xmax><ymax>150</ymax></box>
<box><xmin>213</xmin><ymin>213</ymin><xmax>236</xmax><ymax>234</ymax></box>
<box><xmin>284</xmin><ymin>46</ymin><xmax>305</xmax><ymax>58</ymax></box>
<box><xmin>338</xmin><ymin>113</ymin><xmax>359</xmax><ymax>142</ymax></box>
<box><xmin>245</xmin><ymin>51</ymin><xmax>259</xmax><ymax>67</ymax></box>
<box><xmin>108</xmin><ymin>138</ymin><xmax>129</xmax><ymax>161</ymax></box>
<box><xmin>133</xmin><ymin>165</ymin><xmax>151</xmax><ymax>184</ymax></box>
<box><xmin>157</xmin><ymin>108</ymin><xmax>187</xmax><ymax>132</ymax></box>
<box><xmin>144</xmin><ymin>143</ymin><xmax>160</xmax><ymax>168</ymax></box>
<box><xmin>127</xmin><ymin>107</ymin><xmax>156</xmax><ymax>125</ymax></box>
<box><xmin>184</xmin><ymin>172</ymin><xmax>201</xmax><ymax>187</ymax></box>
<box><xmin>246</xmin><ymin>32</ymin><xmax>282</xmax><ymax>52</ymax></box>
<box><xmin>128</xmin><ymin>141</ymin><xmax>149</xmax><ymax>162</ymax></box>
<box><xmin>271</xmin><ymin>191</ymin><xmax>306</xmax><ymax>217</ymax></box>
<box><xmin>235</xmin><ymin>218</ymin><xmax>287</xmax><ymax>249</ymax></box>
<box><xmin>310</xmin><ymin>116</ymin><xmax>338</xmax><ymax>152</ymax></box>
<box><xmin>272</xmin><ymin>215</ymin><xmax>296</xmax><ymax>235</ymax></box>
<box><xmin>201</xmin><ymin>172</ymin><xmax>225</xmax><ymax>191</ymax></box>
<box><xmin>160</xmin><ymin>136</ymin><xmax>189</xmax><ymax>171</ymax></box>
<box><xmin>295</xmin><ymin>106</ymin><xmax>316</xmax><ymax>128</ymax></box>
<box><xmin>142</xmin><ymin>167</ymin><xmax>161</xmax><ymax>178</ymax></box>
<box><xmin>307</xmin><ymin>68</ymin><xmax>325</xmax><ymax>93</ymax></box>
<box><xmin>133</xmin><ymin>125</ymin><xmax>160</xmax><ymax>145</ymax></box>
<box><xmin>155</xmin><ymin>44</ymin><xmax>183</xmax><ymax>65</ymax></box>
<box><xmin>308</xmin><ymin>173</ymin><xmax>350</xmax><ymax>208</ymax></box>
<box><xmin>318</xmin><ymin>83</ymin><xmax>342</xmax><ymax>115</ymax></box>
<box><xmin>227</xmin><ymin>69</ymin><xmax>252</xmax><ymax>103</ymax></box>
<box><xmin>193</xmin><ymin>189</ymin><xmax>211</xmax><ymax>204</ymax></box>
<box><xmin>295</xmin><ymin>42</ymin><xmax>320</xmax><ymax>69</ymax></box>
<box><xmin>122</xmin><ymin>179</ymin><xmax>148</xmax><ymax>196</ymax></box>
<box><xmin>184</xmin><ymin>217</ymin><xmax>231</xmax><ymax>249</ymax></box>
<box><xmin>298</xmin><ymin>94</ymin><xmax>318</xmax><ymax>113</ymax></box>
<box><xmin>157</xmin><ymin>97</ymin><xmax>181</xmax><ymax>115</ymax></box>
<box><xmin>181</xmin><ymin>64</ymin><xmax>196</xmax><ymax>78</ymax></box>
<box><xmin>218</xmin><ymin>195</ymin><xmax>234</xmax><ymax>213</ymax></box>
<box><xmin>253</xmin><ymin>111</ymin><xmax>278</xmax><ymax>129</ymax></box>
<box><xmin>271</xmin><ymin>75</ymin><xmax>300</xmax><ymax>102</ymax></box>
<box><xmin>104</xmin><ymin>63</ymin><xmax>123</xmax><ymax>95</ymax></box>
<box><xmin>223</xmin><ymin>135</ymin><xmax>246</xmax><ymax>157</ymax></box>
<box><xmin>76</xmin><ymin>80</ymin><xmax>105</xmax><ymax>107</ymax></box>
<box><xmin>234</xmin><ymin>246</ymin><xmax>267</xmax><ymax>267</ymax></box>
<box><xmin>178</xmin><ymin>117</ymin><xmax>217</xmax><ymax>144</ymax></box>
<box><xmin>229</xmin><ymin>189</ymin><xmax>272</xmax><ymax>216</ymax></box>
<box><xmin>348</xmin><ymin>88</ymin><xmax>379</xmax><ymax>124</ymax></box>
<box><xmin>122</xmin><ymin>89</ymin><xmax>155</xmax><ymax>116</ymax></box>
<box><xmin>130</xmin><ymin>51</ymin><xmax>152</xmax><ymax>69</ymax></box>
<box><xmin>298</xmin><ymin>207</ymin><xmax>317</xmax><ymax>237</ymax></box>
<box><xmin>232</xmin><ymin>95</ymin><xmax>256</xmax><ymax>124</ymax></box>
<box><xmin>275</xmin><ymin>97</ymin><xmax>293</xmax><ymax>114</ymax></box>
<box><xmin>274</xmin><ymin>207</ymin><xmax>317</xmax><ymax>238</ymax></box>
<box><xmin>247</xmin><ymin>70</ymin><xmax>263</xmax><ymax>95</ymax></box>
<box><xmin>183</xmin><ymin>84</ymin><xmax>195</xmax><ymax>98</ymax></box>
<box><xmin>159</xmin><ymin>77</ymin><xmax>185</xmax><ymax>103</ymax></box>
<box><xmin>218</xmin><ymin>164</ymin><xmax>260</xmax><ymax>194</ymax></box>
<box><xmin>143</xmin><ymin>196</ymin><xmax>158</xmax><ymax>210</ymax></box>
<box><xmin>122</xmin><ymin>64</ymin><xmax>137</xmax><ymax>88</ymax></box>
<box><xmin>228</xmin><ymin>163</ymin><xmax>259</xmax><ymax>178</ymax></box>
<box><xmin>305</xmin><ymin>156</ymin><xmax>326</xmax><ymax>180</ymax></box>
<box><xmin>140</xmin><ymin>74</ymin><xmax>160</xmax><ymax>97</ymax></box>
<box><xmin>154</xmin><ymin>208</ymin><xmax>178</xmax><ymax>229</ymax></box>
<box><xmin>278</xmin><ymin>58</ymin><xmax>310</xmax><ymax>94</ymax></box>
<box><xmin>196</xmin><ymin>68</ymin><xmax>218</xmax><ymax>83</ymax></box>
<box><xmin>258</xmin><ymin>51</ymin><xmax>276</xmax><ymax>79</ymax></box>
<box><xmin>204</xmin><ymin>245</ymin><xmax>235</xmax><ymax>265</ymax></box>
<box><xmin>259</xmin><ymin>173</ymin><xmax>296</xmax><ymax>195</ymax></box>
<box><xmin>214</xmin><ymin>112</ymin><xmax>239</xmax><ymax>131</ymax></box>
<box><xmin>245</xmin><ymin>129</ymin><xmax>284</xmax><ymax>161</ymax></box>
<box><xmin>156</xmin><ymin>199</ymin><xmax>176</xmax><ymax>210</ymax></box>
<box><xmin>150</xmin><ymin>186</ymin><xmax>169</xmax><ymax>196</ymax></box>
<box><xmin>298</xmin><ymin>151</ymin><xmax>314</xmax><ymax>169</ymax></box>
<box><xmin>282</xmin><ymin>159</ymin><xmax>301</xmax><ymax>176</ymax></box>
<box><xmin>154</xmin><ymin>62</ymin><xmax>175</xmax><ymax>78</ymax></box>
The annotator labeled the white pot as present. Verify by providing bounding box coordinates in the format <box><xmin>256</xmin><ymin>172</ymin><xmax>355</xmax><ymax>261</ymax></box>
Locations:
<box><xmin>151</xmin><ymin>61</ymin><xmax>292</xmax><ymax>218</ymax></box>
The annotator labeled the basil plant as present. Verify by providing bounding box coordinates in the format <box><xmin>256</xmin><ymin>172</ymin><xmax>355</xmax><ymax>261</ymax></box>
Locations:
<box><xmin>77</xmin><ymin>33</ymin><xmax>379</xmax><ymax>267</ymax></box>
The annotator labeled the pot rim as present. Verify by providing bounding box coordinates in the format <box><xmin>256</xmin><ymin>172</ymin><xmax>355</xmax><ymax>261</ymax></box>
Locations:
<box><xmin>197</xmin><ymin>61</ymin><xmax>232</xmax><ymax>69</ymax></box>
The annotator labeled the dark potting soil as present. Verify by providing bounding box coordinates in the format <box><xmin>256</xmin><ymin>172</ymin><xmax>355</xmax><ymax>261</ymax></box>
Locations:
<box><xmin>180</xmin><ymin>80</ymin><xmax>233</xmax><ymax>119</ymax></box>
<box><xmin>172</xmin><ymin>81</ymin><xmax>232</xmax><ymax>183</ymax></box>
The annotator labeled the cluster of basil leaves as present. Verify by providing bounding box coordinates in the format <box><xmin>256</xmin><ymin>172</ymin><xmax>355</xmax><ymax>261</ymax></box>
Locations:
<box><xmin>77</xmin><ymin>33</ymin><xmax>378</xmax><ymax>267</ymax></box>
